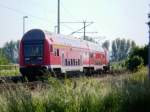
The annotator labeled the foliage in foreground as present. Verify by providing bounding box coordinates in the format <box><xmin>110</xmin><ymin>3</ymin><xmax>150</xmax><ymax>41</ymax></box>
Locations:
<box><xmin>0</xmin><ymin>65</ymin><xmax>19</xmax><ymax>76</ymax></box>
<box><xmin>0</xmin><ymin>67</ymin><xmax>149</xmax><ymax>112</ymax></box>
<box><xmin>126</xmin><ymin>55</ymin><xmax>144</xmax><ymax>71</ymax></box>
<box><xmin>129</xmin><ymin>45</ymin><xmax>148</xmax><ymax>65</ymax></box>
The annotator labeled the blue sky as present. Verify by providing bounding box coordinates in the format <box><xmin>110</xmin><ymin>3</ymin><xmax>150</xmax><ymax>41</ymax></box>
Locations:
<box><xmin>0</xmin><ymin>0</ymin><xmax>149</xmax><ymax>47</ymax></box>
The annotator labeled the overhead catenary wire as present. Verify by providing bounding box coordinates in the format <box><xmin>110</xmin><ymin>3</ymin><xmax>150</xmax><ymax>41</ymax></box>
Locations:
<box><xmin>0</xmin><ymin>3</ymin><xmax>51</xmax><ymax>24</ymax></box>
<box><xmin>60</xmin><ymin>0</ymin><xmax>80</xmax><ymax>22</ymax></box>
<box><xmin>70</xmin><ymin>22</ymin><xmax>94</xmax><ymax>35</ymax></box>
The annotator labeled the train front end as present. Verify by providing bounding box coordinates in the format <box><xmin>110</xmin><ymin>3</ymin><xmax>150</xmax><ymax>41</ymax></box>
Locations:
<box><xmin>19</xmin><ymin>29</ymin><xmax>50</xmax><ymax>80</ymax></box>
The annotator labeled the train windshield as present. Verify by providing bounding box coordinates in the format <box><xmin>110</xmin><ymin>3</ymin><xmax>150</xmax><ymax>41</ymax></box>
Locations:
<box><xmin>24</xmin><ymin>43</ymin><xmax>44</xmax><ymax>64</ymax></box>
<box><xmin>24</xmin><ymin>44</ymin><xmax>43</xmax><ymax>57</ymax></box>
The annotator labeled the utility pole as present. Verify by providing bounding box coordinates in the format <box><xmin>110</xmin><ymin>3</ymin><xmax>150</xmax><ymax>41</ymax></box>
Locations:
<box><xmin>23</xmin><ymin>16</ymin><xmax>28</xmax><ymax>35</ymax></box>
<box><xmin>57</xmin><ymin>0</ymin><xmax>60</xmax><ymax>34</ymax></box>
<box><xmin>61</xmin><ymin>21</ymin><xmax>94</xmax><ymax>39</ymax></box>
<box><xmin>83</xmin><ymin>21</ymin><xmax>86</xmax><ymax>40</ymax></box>
<box><xmin>54</xmin><ymin>25</ymin><xmax>58</xmax><ymax>33</ymax></box>
<box><xmin>148</xmin><ymin>12</ymin><xmax>150</xmax><ymax>79</ymax></box>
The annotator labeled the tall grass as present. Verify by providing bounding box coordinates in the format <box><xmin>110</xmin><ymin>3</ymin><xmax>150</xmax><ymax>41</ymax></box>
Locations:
<box><xmin>0</xmin><ymin>65</ymin><xmax>19</xmax><ymax>76</ymax></box>
<box><xmin>0</xmin><ymin>67</ymin><xmax>150</xmax><ymax>112</ymax></box>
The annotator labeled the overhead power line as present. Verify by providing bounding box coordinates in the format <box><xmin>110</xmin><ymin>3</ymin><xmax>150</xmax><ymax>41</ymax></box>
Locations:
<box><xmin>70</xmin><ymin>22</ymin><xmax>93</xmax><ymax>35</ymax></box>
<box><xmin>0</xmin><ymin>3</ymin><xmax>50</xmax><ymax>23</ymax></box>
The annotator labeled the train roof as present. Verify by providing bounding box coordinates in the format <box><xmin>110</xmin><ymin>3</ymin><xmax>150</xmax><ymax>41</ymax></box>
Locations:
<box><xmin>44</xmin><ymin>31</ymin><xmax>104</xmax><ymax>53</ymax></box>
<box><xmin>22</xmin><ymin>29</ymin><xmax>105</xmax><ymax>53</ymax></box>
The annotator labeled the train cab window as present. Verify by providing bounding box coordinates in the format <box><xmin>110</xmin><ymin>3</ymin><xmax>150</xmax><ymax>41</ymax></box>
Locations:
<box><xmin>24</xmin><ymin>44</ymin><xmax>43</xmax><ymax>57</ymax></box>
<box><xmin>54</xmin><ymin>48</ymin><xmax>59</xmax><ymax>56</ymax></box>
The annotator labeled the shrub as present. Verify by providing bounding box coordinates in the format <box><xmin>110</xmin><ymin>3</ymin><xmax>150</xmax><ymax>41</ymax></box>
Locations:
<box><xmin>126</xmin><ymin>56</ymin><xmax>143</xmax><ymax>71</ymax></box>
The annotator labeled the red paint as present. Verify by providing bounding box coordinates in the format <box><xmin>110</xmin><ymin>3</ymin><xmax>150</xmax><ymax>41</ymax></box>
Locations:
<box><xmin>19</xmin><ymin>29</ymin><xmax>109</xmax><ymax>70</ymax></box>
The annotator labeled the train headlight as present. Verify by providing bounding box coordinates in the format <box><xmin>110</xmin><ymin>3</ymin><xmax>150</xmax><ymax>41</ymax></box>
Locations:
<box><xmin>37</xmin><ymin>57</ymin><xmax>43</xmax><ymax>60</ymax></box>
<box><xmin>25</xmin><ymin>58</ymin><xmax>30</xmax><ymax>61</ymax></box>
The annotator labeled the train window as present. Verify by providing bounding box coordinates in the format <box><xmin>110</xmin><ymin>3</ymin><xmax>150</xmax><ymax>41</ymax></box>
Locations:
<box><xmin>57</xmin><ymin>49</ymin><xmax>59</xmax><ymax>56</ymax></box>
<box><xmin>68</xmin><ymin>60</ymin><xmax>71</xmax><ymax>66</ymax></box>
<box><xmin>49</xmin><ymin>45</ymin><xmax>53</xmax><ymax>52</ymax></box>
<box><xmin>78</xmin><ymin>59</ymin><xmax>80</xmax><ymax>65</ymax></box>
<box><xmin>54</xmin><ymin>48</ymin><xmax>59</xmax><ymax>56</ymax></box>
<box><xmin>73</xmin><ymin>59</ymin><xmax>75</xmax><ymax>66</ymax></box>
<box><xmin>65</xmin><ymin>59</ymin><xmax>67</xmax><ymax>66</ymax></box>
<box><xmin>90</xmin><ymin>53</ymin><xmax>93</xmax><ymax>58</ymax></box>
<box><xmin>71</xmin><ymin>59</ymin><xmax>73</xmax><ymax>66</ymax></box>
<box><xmin>103</xmin><ymin>55</ymin><xmax>105</xmax><ymax>58</ymax></box>
<box><xmin>54</xmin><ymin>48</ymin><xmax>57</xmax><ymax>56</ymax></box>
<box><xmin>75</xmin><ymin>59</ymin><xmax>78</xmax><ymax>66</ymax></box>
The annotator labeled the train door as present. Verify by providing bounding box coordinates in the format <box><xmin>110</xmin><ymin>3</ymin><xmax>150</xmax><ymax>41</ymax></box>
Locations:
<box><xmin>61</xmin><ymin>51</ymin><xmax>65</xmax><ymax>66</ymax></box>
<box><xmin>80</xmin><ymin>55</ymin><xmax>82</xmax><ymax>65</ymax></box>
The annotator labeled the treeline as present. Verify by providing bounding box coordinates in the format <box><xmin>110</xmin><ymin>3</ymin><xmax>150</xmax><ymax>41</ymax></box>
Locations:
<box><xmin>102</xmin><ymin>38</ymin><xmax>148</xmax><ymax>71</ymax></box>
<box><xmin>0</xmin><ymin>40</ymin><xmax>19</xmax><ymax>64</ymax></box>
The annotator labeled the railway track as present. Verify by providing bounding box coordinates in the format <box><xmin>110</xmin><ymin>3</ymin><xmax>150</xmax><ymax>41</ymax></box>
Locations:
<box><xmin>0</xmin><ymin>69</ymin><xmax>126</xmax><ymax>83</ymax></box>
<box><xmin>0</xmin><ymin>81</ymin><xmax>49</xmax><ymax>91</ymax></box>
<box><xmin>0</xmin><ymin>69</ymin><xmax>129</xmax><ymax>91</ymax></box>
<box><xmin>0</xmin><ymin>75</ymin><xmax>24</xmax><ymax>83</ymax></box>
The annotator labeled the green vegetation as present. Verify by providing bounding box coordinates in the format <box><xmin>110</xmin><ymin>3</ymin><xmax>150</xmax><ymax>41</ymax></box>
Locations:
<box><xmin>0</xmin><ymin>56</ymin><xmax>9</xmax><ymax>65</ymax></box>
<box><xmin>110</xmin><ymin>60</ymin><xmax>126</xmax><ymax>71</ymax></box>
<box><xmin>126</xmin><ymin>56</ymin><xmax>144</xmax><ymax>71</ymax></box>
<box><xmin>129</xmin><ymin>45</ymin><xmax>148</xmax><ymax>65</ymax></box>
<box><xmin>2</xmin><ymin>40</ymin><xmax>19</xmax><ymax>63</ymax></box>
<box><xmin>125</xmin><ymin>45</ymin><xmax>148</xmax><ymax>72</ymax></box>
<box><xmin>111</xmin><ymin>38</ymin><xmax>136</xmax><ymax>62</ymax></box>
<box><xmin>0</xmin><ymin>65</ymin><xmax>19</xmax><ymax>76</ymax></box>
<box><xmin>0</xmin><ymin>67</ymin><xmax>149</xmax><ymax>112</ymax></box>
<box><xmin>0</xmin><ymin>48</ymin><xmax>9</xmax><ymax>65</ymax></box>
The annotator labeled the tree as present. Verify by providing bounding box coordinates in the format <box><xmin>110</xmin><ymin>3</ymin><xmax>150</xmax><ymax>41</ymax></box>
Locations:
<box><xmin>0</xmin><ymin>48</ymin><xmax>9</xmax><ymax>65</ymax></box>
<box><xmin>102</xmin><ymin>40</ymin><xmax>110</xmax><ymax>50</ymax></box>
<box><xmin>111</xmin><ymin>38</ymin><xmax>136</xmax><ymax>61</ymax></box>
<box><xmin>126</xmin><ymin>56</ymin><xmax>143</xmax><ymax>71</ymax></box>
<box><xmin>2</xmin><ymin>40</ymin><xmax>19</xmax><ymax>63</ymax></box>
<box><xmin>129</xmin><ymin>45</ymin><xmax>148</xmax><ymax>65</ymax></box>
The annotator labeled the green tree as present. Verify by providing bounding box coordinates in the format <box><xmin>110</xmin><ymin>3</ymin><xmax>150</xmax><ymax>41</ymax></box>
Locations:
<box><xmin>111</xmin><ymin>38</ymin><xmax>136</xmax><ymax>61</ymax></box>
<box><xmin>2</xmin><ymin>40</ymin><xmax>19</xmax><ymax>63</ymax></box>
<box><xmin>0</xmin><ymin>48</ymin><xmax>9</xmax><ymax>65</ymax></box>
<box><xmin>102</xmin><ymin>40</ymin><xmax>110</xmax><ymax>50</ymax></box>
<box><xmin>126</xmin><ymin>56</ymin><xmax>143</xmax><ymax>71</ymax></box>
<box><xmin>129</xmin><ymin>45</ymin><xmax>148</xmax><ymax>65</ymax></box>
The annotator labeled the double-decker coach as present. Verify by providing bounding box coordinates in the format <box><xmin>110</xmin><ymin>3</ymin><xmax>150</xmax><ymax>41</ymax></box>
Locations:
<box><xmin>19</xmin><ymin>29</ymin><xmax>109</xmax><ymax>80</ymax></box>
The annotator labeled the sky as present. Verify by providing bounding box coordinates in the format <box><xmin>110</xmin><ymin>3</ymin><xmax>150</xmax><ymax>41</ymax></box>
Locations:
<box><xmin>0</xmin><ymin>0</ymin><xmax>149</xmax><ymax>47</ymax></box>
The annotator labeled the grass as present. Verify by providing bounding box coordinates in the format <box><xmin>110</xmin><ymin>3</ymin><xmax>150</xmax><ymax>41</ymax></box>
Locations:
<box><xmin>110</xmin><ymin>61</ymin><xmax>126</xmax><ymax>71</ymax></box>
<box><xmin>0</xmin><ymin>67</ymin><xmax>149</xmax><ymax>112</ymax></box>
<box><xmin>0</xmin><ymin>65</ymin><xmax>19</xmax><ymax>76</ymax></box>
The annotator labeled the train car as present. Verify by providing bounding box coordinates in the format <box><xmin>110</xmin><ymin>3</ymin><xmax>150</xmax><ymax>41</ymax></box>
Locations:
<box><xmin>19</xmin><ymin>29</ymin><xmax>109</xmax><ymax>80</ymax></box>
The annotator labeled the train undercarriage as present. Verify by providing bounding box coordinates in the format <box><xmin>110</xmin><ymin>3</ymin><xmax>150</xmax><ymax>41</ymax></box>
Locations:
<box><xmin>20</xmin><ymin>65</ymin><xmax>110</xmax><ymax>81</ymax></box>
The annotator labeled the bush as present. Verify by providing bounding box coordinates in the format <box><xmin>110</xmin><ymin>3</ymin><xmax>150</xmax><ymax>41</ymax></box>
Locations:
<box><xmin>126</xmin><ymin>56</ymin><xmax>143</xmax><ymax>71</ymax></box>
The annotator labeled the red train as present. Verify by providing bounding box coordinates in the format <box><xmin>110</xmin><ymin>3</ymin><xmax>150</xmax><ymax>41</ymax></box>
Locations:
<box><xmin>19</xmin><ymin>29</ymin><xmax>109</xmax><ymax>80</ymax></box>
